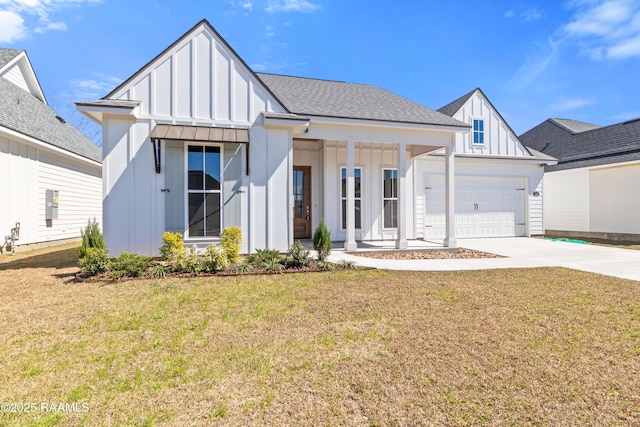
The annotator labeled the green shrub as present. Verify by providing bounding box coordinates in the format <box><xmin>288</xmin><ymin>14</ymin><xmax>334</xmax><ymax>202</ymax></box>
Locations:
<box><xmin>232</xmin><ymin>262</ymin><xmax>251</xmax><ymax>274</ymax></box>
<box><xmin>150</xmin><ymin>262</ymin><xmax>167</xmax><ymax>278</ymax></box>
<box><xmin>338</xmin><ymin>259</ymin><xmax>356</xmax><ymax>269</ymax></box>
<box><xmin>287</xmin><ymin>240</ymin><xmax>311</xmax><ymax>268</ymax></box>
<box><xmin>263</xmin><ymin>258</ymin><xmax>284</xmax><ymax>273</ymax></box>
<box><xmin>318</xmin><ymin>260</ymin><xmax>334</xmax><ymax>271</ymax></box>
<box><xmin>183</xmin><ymin>246</ymin><xmax>204</xmax><ymax>274</ymax></box>
<box><xmin>160</xmin><ymin>232</ymin><xmax>185</xmax><ymax>260</ymax></box>
<box><xmin>109</xmin><ymin>252</ymin><xmax>153</xmax><ymax>277</ymax></box>
<box><xmin>246</xmin><ymin>248</ymin><xmax>283</xmax><ymax>267</ymax></box>
<box><xmin>221</xmin><ymin>227</ymin><xmax>242</xmax><ymax>263</ymax></box>
<box><xmin>203</xmin><ymin>244</ymin><xmax>229</xmax><ymax>272</ymax></box>
<box><xmin>312</xmin><ymin>219</ymin><xmax>332</xmax><ymax>261</ymax></box>
<box><xmin>78</xmin><ymin>218</ymin><xmax>105</xmax><ymax>259</ymax></box>
<box><xmin>78</xmin><ymin>247</ymin><xmax>110</xmax><ymax>276</ymax></box>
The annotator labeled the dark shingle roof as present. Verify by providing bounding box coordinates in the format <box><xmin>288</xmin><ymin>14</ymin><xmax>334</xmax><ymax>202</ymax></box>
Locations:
<box><xmin>520</xmin><ymin>118</ymin><xmax>640</xmax><ymax>171</ymax></box>
<box><xmin>256</xmin><ymin>73</ymin><xmax>468</xmax><ymax>128</ymax></box>
<box><xmin>551</xmin><ymin>118</ymin><xmax>600</xmax><ymax>134</ymax></box>
<box><xmin>0</xmin><ymin>77</ymin><xmax>101</xmax><ymax>162</ymax></box>
<box><xmin>437</xmin><ymin>88</ymin><xmax>477</xmax><ymax>117</ymax></box>
<box><xmin>0</xmin><ymin>48</ymin><xmax>22</xmax><ymax>69</ymax></box>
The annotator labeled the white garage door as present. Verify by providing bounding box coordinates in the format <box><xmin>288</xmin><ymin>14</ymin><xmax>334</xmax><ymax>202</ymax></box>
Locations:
<box><xmin>423</xmin><ymin>175</ymin><xmax>526</xmax><ymax>239</ymax></box>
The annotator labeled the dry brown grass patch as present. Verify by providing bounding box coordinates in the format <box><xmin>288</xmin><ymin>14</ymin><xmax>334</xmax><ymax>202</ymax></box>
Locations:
<box><xmin>0</xmin><ymin>247</ymin><xmax>638</xmax><ymax>426</ymax></box>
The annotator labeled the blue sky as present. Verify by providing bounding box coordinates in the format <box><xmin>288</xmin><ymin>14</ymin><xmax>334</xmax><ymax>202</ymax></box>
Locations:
<box><xmin>2</xmin><ymin>0</ymin><xmax>640</xmax><ymax>137</ymax></box>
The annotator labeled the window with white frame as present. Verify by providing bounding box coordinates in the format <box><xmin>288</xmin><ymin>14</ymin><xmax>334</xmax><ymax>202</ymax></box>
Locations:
<box><xmin>341</xmin><ymin>167</ymin><xmax>362</xmax><ymax>229</ymax></box>
<box><xmin>472</xmin><ymin>119</ymin><xmax>485</xmax><ymax>145</ymax></box>
<box><xmin>187</xmin><ymin>145</ymin><xmax>222</xmax><ymax>237</ymax></box>
<box><xmin>382</xmin><ymin>168</ymin><xmax>397</xmax><ymax>229</ymax></box>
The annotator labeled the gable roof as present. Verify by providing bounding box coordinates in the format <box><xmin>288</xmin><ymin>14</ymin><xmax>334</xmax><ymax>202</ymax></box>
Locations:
<box><xmin>519</xmin><ymin>117</ymin><xmax>640</xmax><ymax>171</ymax></box>
<box><xmin>550</xmin><ymin>118</ymin><xmax>600</xmax><ymax>134</ymax></box>
<box><xmin>437</xmin><ymin>88</ymin><xmax>477</xmax><ymax>117</ymax></box>
<box><xmin>0</xmin><ymin>77</ymin><xmax>101</xmax><ymax>163</ymax></box>
<box><xmin>257</xmin><ymin>73</ymin><xmax>468</xmax><ymax>127</ymax></box>
<box><xmin>103</xmin><ymin>19</ymin><xmax>287</xmax><ymax>113</ymax></box>
<box><xmin>0</xmin><ymin>48</ymin><xmax>22</xmax><ymax>69</ymax></box>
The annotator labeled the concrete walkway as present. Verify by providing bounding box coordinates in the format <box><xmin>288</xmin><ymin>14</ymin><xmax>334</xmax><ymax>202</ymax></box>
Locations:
<box><xmin>326</xmin><ymin>237</ymin><xmax>640</xmax><ymax>282</ymax></box>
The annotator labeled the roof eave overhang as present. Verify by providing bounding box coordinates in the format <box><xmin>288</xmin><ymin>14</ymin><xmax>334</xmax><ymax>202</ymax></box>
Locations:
<box><xmin>0</xmin><ymin>125</ymin><xmax>101</xmax><ymax>167</ymax></box>
<box><xmin>422</xmin><ymin>151</ymin><xmax>558</xmax><ymax>166</ymax></box>
<box><xmin>262</xmin><ymin>113</ymin><xmax>310</xmax><ymax>136</ymax></box>
<box><xmin>304</xmin><ymin>114</ymin><xmax>471</xmax><ymax>133</ymax></box>
<box><xmin>76</xmin><ymin>102</ymin><xmax>141</xmax><ymax>124</ymax></box>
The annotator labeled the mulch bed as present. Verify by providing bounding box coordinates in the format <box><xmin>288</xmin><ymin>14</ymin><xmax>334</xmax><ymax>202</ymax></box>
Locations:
<box><xmin>351</xmin><ymin>247</ymin><xmax>503</xmax><ymax>260</ymax></box>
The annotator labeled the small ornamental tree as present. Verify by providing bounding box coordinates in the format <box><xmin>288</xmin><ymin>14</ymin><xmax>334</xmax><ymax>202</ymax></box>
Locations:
<box><xmin>221</xmin><ymin>227</ymin><xmax>242</xmax><ymax>263</ymax></box>
<box><xmin>312</xmin><ymin>219</ymin><xmax>332</xmax><ymax>261</ymax></box>
<box><xmin>78</xmin><ymin>218</ymin><xmax>105</xmax><ymax>259</ymax></box>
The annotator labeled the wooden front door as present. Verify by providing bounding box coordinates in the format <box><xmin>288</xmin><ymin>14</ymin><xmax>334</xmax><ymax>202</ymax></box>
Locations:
<box><xmin>293</xmin><ymin>166</ymin><xmax>312</xmax><ymax>239</ymax></box>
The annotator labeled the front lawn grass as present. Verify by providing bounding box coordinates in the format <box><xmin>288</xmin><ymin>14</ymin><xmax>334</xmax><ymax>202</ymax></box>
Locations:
<box><xmin>0</xmin><ymin>250</ymin><xmax>638</xmax><ymax>426</ymax></box>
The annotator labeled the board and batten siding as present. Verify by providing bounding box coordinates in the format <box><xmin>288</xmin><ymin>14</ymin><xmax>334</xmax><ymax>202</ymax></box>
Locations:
<box><xmin>0</xmin><ymin>133</ymin><xmax>101</xmax><ymax>247</ymax></box>
<box><xmin>111</xmin><ymin>25</ymin><xmax>282</xmax><ymax>125</ymax></box>
<box><xmin>450</xmin><ymin>91</ymin><xmax>527</xmax><ymax>157</ymax></box>
<box><xmin>99</xmin><ymin>22</ymin><xmax>287</xmax><ymax>255</ymax></box>
<box><xmin>323</xmin><ymin>141</ymin><xmax>414</xmax><ymax>241</ymax></box>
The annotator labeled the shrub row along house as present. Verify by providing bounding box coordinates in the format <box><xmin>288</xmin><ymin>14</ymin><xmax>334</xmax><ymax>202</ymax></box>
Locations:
<box><xmin>77</xmin><ymin>19</ymin><xmax>556</xmax><ymax>256</ymax></box>
<box><xmin>0</xmin><ymin>48</ymin><xmax>101</xmax><ymax>253</ymax></box>
<box><xmin>520</xmin><ymin>118</ymin><xmax>640</xmax><ymax>242</ymax></box>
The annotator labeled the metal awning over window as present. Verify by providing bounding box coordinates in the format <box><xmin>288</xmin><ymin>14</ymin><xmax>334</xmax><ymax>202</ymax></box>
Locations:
<box><xmin>150</xmin><ymin>124</ymin><xmax>249</xmax><ymax>143</ymax></box>
<box><xmin>150</xmin><ymin>124</ymin><xmax>250</xmax><ymax>174</ymax></box>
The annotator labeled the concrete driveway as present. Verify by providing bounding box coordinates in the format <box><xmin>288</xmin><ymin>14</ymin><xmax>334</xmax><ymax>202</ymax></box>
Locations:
<box><xmin>328</xmin><ymin>237</ymin><xmax>640</xmax><ymax>281</ymax></box>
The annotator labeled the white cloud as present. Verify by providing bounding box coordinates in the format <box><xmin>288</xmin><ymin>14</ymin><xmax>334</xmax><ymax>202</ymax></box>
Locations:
<box><xmin>607</xmin><ymin>33</ymin><xmax>640</xmax><ymax>57</ymax></box>
<box><xmin>564</xmin><ymin>0</ymin><xmax>640</xmax><ymax>59</ymax></box>
<box><xmin>35</xmin><ymin>20</ymin><xmax>67</xmax><ymax>33</ymax></box>
<box><xmin>504</xmin><ymin>7</ymin><xmax>542</xmax><ymax>21</ymax></box>
<box><xmin>0</xmin><ymin>0</ymin><xmax>100</xmax><ymax>40</ymax></box>
<box><xmin>507</xmin><ymin>38</ymin><xmax>559</xmax><ymax>90</ymax></box>
<box><xmin>241</xmin><ymin>1</ymin><xmax>253</xmax><ymax>10</ymax></box>
<box><xmin>0</xmin><ymin>10</ymin><xmax>26</xmax><ymax>42</ymax></box>
<box><xmin>521</xmin><ymin>8</ymin><xmax>542</xmax><ymax>22</ymax></box>
<box><xmin>71</xmin><ymin>74</ymin><xmax>121</xmax><ymax>99</ymax></box>
<box><xmin>550</xmin><ymin>97</ymin><xmax>594</xmax><ymax>111</ymax></box>
<box><xmin>265</xmin><ymin>0</ymin><xmax>319</xmax><ymax>13</ymax></box>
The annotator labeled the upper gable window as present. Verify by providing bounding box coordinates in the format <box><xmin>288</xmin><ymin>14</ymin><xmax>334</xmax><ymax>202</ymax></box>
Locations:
<box><xmin>472</xmin><ymin>119</ymin><xmax>485</xmax><ymax>145</ymax></box>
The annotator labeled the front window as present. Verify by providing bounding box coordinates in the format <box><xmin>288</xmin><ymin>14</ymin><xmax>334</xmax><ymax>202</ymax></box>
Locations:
<box><xmin>383</xmin><ymin>169</ymin><xmax>397</xmax><ymax>229</ymax></box>
<box><xmin>341</xmin><ymin>167</ymin><xmax>362</xmax><ymax>229</ymax></box>
<box><xmin>187</xmin><ymin>145</ymin><xmax>221</xmax><ymax>237</ymax></box>
<box><xmin>473</xmin><ymin>119</ymin><xmax>485</xmax><ymax>145</ymax></box>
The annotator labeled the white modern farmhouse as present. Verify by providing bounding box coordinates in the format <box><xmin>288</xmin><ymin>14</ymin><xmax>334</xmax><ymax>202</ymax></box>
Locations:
<box><xmin>78</xmin><ymin>20</ymin><xmax>554</xmax><ymax>256</ymax></box>
<box><xmin>0</xmin><ymin>48</ymin><xmax>102</xmax><ymax>253</ymax></box>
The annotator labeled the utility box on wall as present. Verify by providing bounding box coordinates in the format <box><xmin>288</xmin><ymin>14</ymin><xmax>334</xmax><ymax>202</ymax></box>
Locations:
<box><xmin>45</xmin><ymin>189</ymin><xmax>59</xmax><ymax>221</ymax></box>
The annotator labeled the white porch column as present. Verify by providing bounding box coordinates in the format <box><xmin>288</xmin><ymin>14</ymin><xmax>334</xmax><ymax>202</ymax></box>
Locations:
<box><xmin>396</xmin><ymin>142</ymin><xmax>408</xmax><ymax>249</ymax></box>
<box><xmin>344</xmin><ymin>140</ymin><xmax>357</xmax><ymax>251</ymax></box>
<box><xmin>444</xmin><ymin>144</ymin><xmax>457</xmax><ymax>248</ymax></box>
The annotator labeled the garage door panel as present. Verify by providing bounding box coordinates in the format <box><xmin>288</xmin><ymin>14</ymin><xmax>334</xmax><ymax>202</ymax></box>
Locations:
<box><xmin>423</xmin><ymin>175</ymin><xmax>525</xmax><ymax>239</ymax></box>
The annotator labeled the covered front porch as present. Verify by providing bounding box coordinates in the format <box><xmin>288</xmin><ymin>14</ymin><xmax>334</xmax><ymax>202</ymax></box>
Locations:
<box><xmin>278</xmin><ymin>115</ymin><xmax>462</xmax><ymax>251</ymax></box>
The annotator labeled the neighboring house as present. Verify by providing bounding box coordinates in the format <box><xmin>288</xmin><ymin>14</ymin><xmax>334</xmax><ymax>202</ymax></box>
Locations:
<box><xmin>0</xmin><ymin>48</ymin><xmax>102</xmax><ymax>253</ymax></box>
<box><xmin>520</xmin><ymin>117</ymin><xmax>640</xmax><ymax>242</ymax></box>
<box><xmin>77</xmin><ymin>20</ymin><xmax>553</xmax><ymax>256</ymax></box>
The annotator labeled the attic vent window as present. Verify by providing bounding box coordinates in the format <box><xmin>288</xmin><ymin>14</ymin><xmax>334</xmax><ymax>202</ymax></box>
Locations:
<box><xmin>55</xmin><ymin>115</ymin><xmax>66</xmax><ymax>124</ymax></box>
